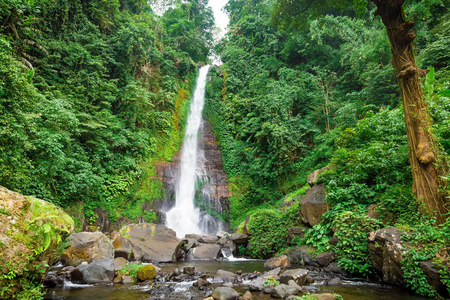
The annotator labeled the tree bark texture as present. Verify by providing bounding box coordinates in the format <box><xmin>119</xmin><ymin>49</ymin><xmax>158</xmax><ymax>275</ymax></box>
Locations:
<box><xmin>372</xmin><ymin>0</ymin><xmax>446</xmax><ymax>223</ymax></box>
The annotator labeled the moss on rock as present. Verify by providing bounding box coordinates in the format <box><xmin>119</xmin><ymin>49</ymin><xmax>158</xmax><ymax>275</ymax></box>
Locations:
<box><xmin>0</xmin><ymin>186</ymin><xmax>74</xmax><ymax>299</ymax></box>
<box><xmin>137</xmin><ymin>264</ymin><xmax>157</xmax><ymax>281</ymax></box>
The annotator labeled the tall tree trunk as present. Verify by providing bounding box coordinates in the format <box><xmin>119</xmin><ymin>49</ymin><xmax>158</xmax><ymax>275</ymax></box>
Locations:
<box><xmin>371</xmin><ymin>0</ymin><xmax>446</xmax><ymax>223</ymax></box>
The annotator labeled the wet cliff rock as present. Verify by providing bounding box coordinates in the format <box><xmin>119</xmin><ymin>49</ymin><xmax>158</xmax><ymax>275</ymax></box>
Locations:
<box><xmin>155</xmin><ymin>119</ymin><xmax>231</xmax><ymax>232</ymax></box>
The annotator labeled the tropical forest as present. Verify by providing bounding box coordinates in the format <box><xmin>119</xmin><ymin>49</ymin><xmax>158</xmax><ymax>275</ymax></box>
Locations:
<box><xmin>0</xmin><ymin>0</ymin><xmax>449</xmax><ymax>299</ymax></box>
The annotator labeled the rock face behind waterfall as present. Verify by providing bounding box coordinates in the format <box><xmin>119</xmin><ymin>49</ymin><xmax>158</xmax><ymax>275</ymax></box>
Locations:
<box><xmin>155</xmin><ymin>119</ymin><xmax>231</xmax><ymax>233</ymax></box>
<box><xmin>112</xmin><ymin>223</ymin><xmax>179</xmax><ymax>262</ymax></box>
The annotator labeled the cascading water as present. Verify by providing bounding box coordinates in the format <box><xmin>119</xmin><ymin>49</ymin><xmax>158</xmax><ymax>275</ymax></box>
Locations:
<box><xmin>165</xmin><ymin>65</ymin><xmax>216</xmax><ymax>238</ymax></box>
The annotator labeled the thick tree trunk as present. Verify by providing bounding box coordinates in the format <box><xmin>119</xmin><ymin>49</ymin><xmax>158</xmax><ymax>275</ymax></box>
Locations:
<box><xmin>371</xmin><ymin>0</ymin><xmax>446</xmax><ymax>223</ymax></box>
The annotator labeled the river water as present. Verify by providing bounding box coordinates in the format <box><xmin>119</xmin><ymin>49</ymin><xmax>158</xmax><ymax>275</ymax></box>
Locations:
<box><xmin>47</xmin><ymin>260</ymin><xmax>428</xmax><ymax>300</ymax></box>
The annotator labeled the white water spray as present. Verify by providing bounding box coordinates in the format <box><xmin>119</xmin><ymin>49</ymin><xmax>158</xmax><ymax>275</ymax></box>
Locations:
<box><xmin>166</xmin><ymin>66</ymin><xmax>210</xmax><ymax>238</ymax></box>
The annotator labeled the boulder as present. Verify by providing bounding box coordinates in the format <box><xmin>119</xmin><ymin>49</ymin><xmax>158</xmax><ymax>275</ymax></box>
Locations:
<box><xmin>61</xmin><ymin>231</ymin><xmax>114</xmax><ymax>267</ymax></box>
<box><xmin>122</xmin><ymin>276</ymin><xmax>134</xmax><ymax>284</ymax></box>
<box><xmin>231</xmin><ymin>232</ymin><xmax>249</xmax><ymax>244</ymax></box>
<box><xmin>286</xmin><ymin>246</ymin><xmax>318</xmax><ymax>266</ymax></box>
<box><xmin>287</xmin><ymin>280</ymin><xmax>302</xmax><ymax>291</ymax></box>
<box><xmin>240</xmin><ymin>291</ymin><xmax>253</xmax><ymax>300</ymax></box>
<box><xmin>199</xmin><ymin>235</ymin><xmax>218</xmax><ymax>244</ymax></box>
<box><xmin>310</xmin><ymin>294</ymin><xmax>337</xmax><ymax>300</ymax></box>
<box><xmin>112</xmin><ymin>223</ymin><xmax>180</xmax><ymax>263</ymax></box>
<box><xmin>137</xmin><ymin>264</ymin><xmax>157</xmax><ymax>281</ymax></box>
<box><xmin>298</xmin><ymin>184</ymin><xmax>327</xmax><ymax>226</ymax></box>
<box><xmin>271</xmin><ymin>284</ymin><xmax>299</xmax><ymax>299</ymax></box>
<box><xmin>193</xmin><ymin>278</ymin><xmax>210</xmax><ymax>289</ymax></box>
<box><xmin>191</xmin><ymin>243</ymin><xmax>221</xmax><ymax>260</ymax></box>
<box><xmin>76</xmin><ymin>258</ymin><xmax>115</xmax><ymax>284</ymax></box>
<box><xmin>114</xmin><ymin>257</ymin><xmax>127</xmax><ymax>271</ymax></box>
<box><xmin>215</xmin><ymin>269</ymin><xmax>236</xmax><ymax>282</ymax></box>
<box><xmin>211</xmin><ymin>287</ymin><xmax>240</xmax><ymax>300</ymax></box>
<box><xmin>367</xmin><ymin>227</ymin><xmax>404</xmax><ymax>285</ymax></box>
<box><xmin>326</xmin><ymin>277</ymin><xmax>342</xmax><ymax>285</ymax></box>
<box><xmin>248</xmin><ymin>276</ymin><xmax>266</xmax><ymax>291</ymax></box>
<box><xmin>307</xmin><ymin>166</ymin><xmax>331</xmax><ymax>187</ymax></box>
<box><xmin>264</xmin><ymin>255</ymin><xmax>291</xmax><ymax>269</ymax></box>
<box><xmin>314</xmin><ymin>251</ymin><xmax>336</xmax><ymax>266</ymax></box>
<box><xmin>0</xmin><ymin>186</ymin><xmax>74</xmax><ymax>298</ymax></box>
<box><xmin>185</xmin><ymin>234</ymin><xmax>202</xmax><ymax>240</ymax></box>
<box><xmin>287</xmin><ymin>227</ymin><xmax>308</xmax><ymax>241</ymax></box>
<box><xmin>184</xmin><ymin>266</ymin><xmax>195</xmax><ymax>276</ymax></box>
<box><xmin>264</xmin><ymin>267</ymin><xmax>282</xmax><ymax>277</ymax></box>
<box><xmin>323</xmin><ymin>262</ymin><xmax>349</xmax><ymax>276</ymax></box>
<box><xmin>419</xmin><ymin>260</ymin><xmax>448</xmax><ymax>297</ymax></box>
<box><xmin>279</xmin><ymin>269</ymin><xmax>309</xmax><ymax>286</ymax></box>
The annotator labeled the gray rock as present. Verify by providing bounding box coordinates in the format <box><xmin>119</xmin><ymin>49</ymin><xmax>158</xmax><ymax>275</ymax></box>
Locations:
<box><xmin>264</xmin><ymin>267</ymin><xmax>282</xmax><ymax>276</ymax></box>
<box><xmin>74</xmin><ymin>258</ymin><xmax>114</xmax><ymax>284</ymax></box>
<box><xmin>264</xmin><ymin>255</ymin><xmax>291</xmax><ymax>269</ymax></box>
<box><xmin>298</xmin><ymin>184</ymin><xmax>327</xmax><ymax>226</ymax></box>
<box><xmin>314</xmin><ymin>251</ymin><xmax>336</xmax><ymax>266</ymax></box>
<box><xmin>286</xmin><ymin>246</ymin><xmax>319</xmax><ymax>266</ymax></box>
<box><xmin>287</xmin><ymin>280</ymin><xmax>302</xmax><ymax>291</ymax></box>
<box><xmin>323</xmin><ymin>262</ymin><xmax>349</xmax><ymax>276</ymax></box>
<box><xmin>61</xmin><ymin>232</ymin><xmax>114</xmax><ymax>266</ymax></box>
<box><xmin>114</xmin><ymin>257</ymin><xmax>127</xmax><ymax>271</ymax></box>
<box><xmin>211</xmin><ymin>287</ymin><xmax>240</xmax><ymax>300</ymax></box>
<box><xmin>326</xmin><ymin>277</ymin><xmax>342</xmax><ymax>285</ymax></box>
<box><xmin>191</xmin><ymin>243</ymin><xmax>221</xmax><ymax>260</ymax></box>
<box><xmin>112</xmin><ymin>223</ymin><xmax>180</xmax><ymax>263</ymax></box>
<box><xmin>122</xmin><ymin>276</ymin><xmax>134</xmax><ymax>284</ymax></box>
<box><xmin>302</xmin><ymin>286</ymin><xmax>319</xmax><ymax>293</ymax></box>
<box><xmin>287</xmin><ymin>227</ymin><xmax>308</xmax><ymax>241</ymax></box>
<box><xmin>280</xmin><ymin>269</ymin><xmax>309</xmax><ymax>286</ymax></box>
<box><xmin>231</xmin><ymin>232</ymin><xmax>249</xmax><ymax>244</ymax></box>
<box><xmin>271</xmin><ymin>284</ymin><xmax>299</xmax><ymax>298</ymax></box>
<box><xmin>199</xmin><ymin>235</ymin><xmax>218</xmax><ymax>244</ymax></box>
<box><xmin>222</xmin><ymin>282</ymin><xmax>233</xmax><ymax>287</ymax></box>
<box><xmin>262</xmin><ymin>284</ymin><xmax>275</xmax><ymax>294</ymax></box>
<box><xmin>183</xmin><ymin>266</ymin><xmax>195</xmax><ymax>275</ymax></box>
<box><xmin>307</xmin><ymin>166</ymin><xmax>331</xmax><ymax>187</ymax></box>
<box><xmin>215</xmin><ymin>269</ymin><xmax>236</xmax><ymax>282</ymax></box>
<box><xmin>240</xmin><ymin>291</ymin><xmax>253</xmax><ymax>300</ymax></box>
<box><xmin>248</xmin><ymin>277</ymin><xmax>266</xmax><ymax>291</ymax></box>
<box><xmin>419</xmin><ymin>260</ymin><xmax>448</xmax><ymax>297</ymax></box>
<box><xmin>185</xmin><ymin>234</ymin><xmax>202</xmax><ymax>240</ymax></box>
<box><xmin>367</xmin><ymin>227</ymin><xmax>404</xmax><ymax>285</ymax></box>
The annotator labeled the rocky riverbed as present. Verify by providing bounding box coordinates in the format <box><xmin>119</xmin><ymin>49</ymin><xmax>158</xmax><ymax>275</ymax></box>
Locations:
<box><xmin>42</xmin><ymin>227</ymin><xmax>429</xmax><ymax>300</ymax></box>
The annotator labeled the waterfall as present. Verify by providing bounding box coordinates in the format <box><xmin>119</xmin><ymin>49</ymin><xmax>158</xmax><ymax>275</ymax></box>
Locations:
<box><xmin>165</xmin><ymin>65</ymin><xmax>214</xmax><ymax>238</ymax></box>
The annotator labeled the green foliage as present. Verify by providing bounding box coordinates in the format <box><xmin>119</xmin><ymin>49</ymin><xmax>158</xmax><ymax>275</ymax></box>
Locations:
<box><xmin>400</xmin><ymin>217</ymin><xmax>450</xmax><ymax>297</ymax></box>
<box><xmin>247</xmin><ymin>205</ymin><xmax>300</xmax><ymax>258</ymax></box>
<box><xmin>143</xmin><ymin>211</ymin><xmax>158</xmax><ymax>223</ymax></box>
<box><xmin>0</xmin><ymin>0</ymin><xmax>210</xmax><ymax>227</ymax></box>
<box><xmin>333</xmin><ymin>211</ymin><xmax>383</xmax><ymax>276</ymax></box>
<box><xmin>116</xmin><ymin>263</ymin><xmax>142</xmax><ymax>281</ymax></box>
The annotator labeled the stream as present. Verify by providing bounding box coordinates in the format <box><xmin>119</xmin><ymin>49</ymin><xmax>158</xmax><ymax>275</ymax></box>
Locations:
<box><xmin>46</xmin><ymin>260</ymin><xmax>429</xmax><ymax>300</ymax></box>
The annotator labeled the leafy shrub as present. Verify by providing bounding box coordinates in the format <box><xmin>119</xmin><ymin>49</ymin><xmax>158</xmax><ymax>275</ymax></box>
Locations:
<box><xmin>247</xmin><ymin>206</ymin><xmax>300</xmax><ymax>258</ymax></box>
<box><xmin>400</xmin><ymin>217</ymin><xmax>450</xmax><ymax>297</ymax></box>
<box><xmin>333</xmin><ymin>211</ymin><xmax>383</xmax><ymax>276</ymax></box>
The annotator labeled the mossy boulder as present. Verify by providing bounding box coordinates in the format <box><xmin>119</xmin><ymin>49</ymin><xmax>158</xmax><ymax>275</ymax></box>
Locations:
<box><xmin>61</xmin><ymin>231</ymin><xmax>114</xmax><ymax>266</ymax></box>
<box><xmin>0</xmin><ymin>186</ymin><xmax>74</xmax><ymax>299</ymax></box>
<box><xmin>137</xmin><ymin>264</ymin><xmax>157</xmax><ymax>281</ymax></box>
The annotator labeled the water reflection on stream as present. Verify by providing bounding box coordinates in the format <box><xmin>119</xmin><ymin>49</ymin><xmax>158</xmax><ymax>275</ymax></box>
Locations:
<box><xmin>47</xmin><ymin>260</ymin><xmax>429</xmax><ymax>300</ymax></box>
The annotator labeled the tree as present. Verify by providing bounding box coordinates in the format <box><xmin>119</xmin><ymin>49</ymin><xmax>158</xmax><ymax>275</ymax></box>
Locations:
<box><xmin>273</xmin><ymin>0</ymin><xmax>448</xmax><ymax>223</ymax></box>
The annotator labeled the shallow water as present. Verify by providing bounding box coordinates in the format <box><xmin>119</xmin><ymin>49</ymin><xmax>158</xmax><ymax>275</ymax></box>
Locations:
<box><xmin>46</xmin><ymin>260</ymin><xmax>429</xmax><ymax>300</ymax></box>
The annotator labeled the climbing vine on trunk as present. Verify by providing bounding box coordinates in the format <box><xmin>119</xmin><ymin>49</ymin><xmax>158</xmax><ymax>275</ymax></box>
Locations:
<box><xmin>372</xmin><ymin>0</ymin><xmax>447</xmax><ymax>223</ymax></box>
